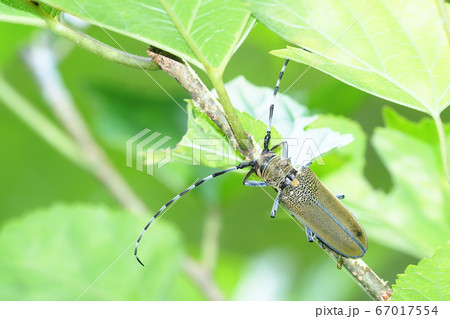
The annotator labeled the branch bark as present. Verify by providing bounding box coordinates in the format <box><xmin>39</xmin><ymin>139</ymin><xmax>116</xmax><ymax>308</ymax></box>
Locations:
<box><xmin>326</xmin><ymin>249</ymin><xmax>392</xmax><ymax>301</ymax></box>
<box><xmin>146</xmin><ymin>49</ymin><xmax>260</xmax><ymax>162</ymax></box>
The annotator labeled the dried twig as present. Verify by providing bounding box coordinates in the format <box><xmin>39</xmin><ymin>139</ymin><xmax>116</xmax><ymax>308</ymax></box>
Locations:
<box><xmin>23</xmin><ymin>35</ymin><xmax>148</xmax><ymax>216</ymax></box>
<box><xmin>182</xmin><ymin>255</ymin><xmax>225</xmax><ymax>301</ymax></box>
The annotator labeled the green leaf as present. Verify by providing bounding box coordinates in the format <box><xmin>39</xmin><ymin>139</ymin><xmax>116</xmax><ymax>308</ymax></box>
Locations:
<box><xmin>148</xmin><ymin>97</ymin><xmax>269</xmax><ymax>168</ymax></box>
<box><xmin>225</xmin><ymin>76</ymin><xmax>354</xmax><ymax>167</ymax></box>
<box><xmin>31</xmin><ymin>0</ymin><xmax>254</xmax><ymax>72</ymax></box>
<box><xmin>149</xmin><ymin>100</ymin><xmax>244</xmax><ymax>168</ymax></box>
<box><xmin>0</xmin><ymin>0</ymin><xmax>46</xmax><ymax>26</ymax></box>
<box><xmin>307</xmin><ymin>113</ymin><xmax>366</xmax><ymax>174</ymax></box>
<box><xmin>322</xmin><ymin>107</ymin><xmax>450</xmax><ymax>259</ymax></box>
<box><xmin>151</xmin><ymin>77</ymin><xmax>354</xmax><ymax>168</ymax></box>
<box><xmin>371</xmin><ymin>109</ymin><xmax>450</xmax><ymax>257</ymax></box>
<box><xmin>0</xmin><ymin>203</ymin><xmax>200</xmax><ymax>300</ymax></box>
<box><xmin>0</xmin><ymin>22</ymin><xmax>40</xmax><ymax>68</ymax></box>
<box><xmin>247</xmin><ymin>0</ymin><xmax>450</xmax><ymax>116</ymax></box>
<box><xmin>392</xmin><ymin>242</ymin><xmax>450</xmax><ymax>301</ymax></box>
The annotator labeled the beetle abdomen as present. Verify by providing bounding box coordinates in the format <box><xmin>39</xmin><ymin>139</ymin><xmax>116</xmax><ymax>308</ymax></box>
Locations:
<box><xmin>280</xmin><ymin>167</ymin><xmax>368</xmax><ymax>258</ymax></box>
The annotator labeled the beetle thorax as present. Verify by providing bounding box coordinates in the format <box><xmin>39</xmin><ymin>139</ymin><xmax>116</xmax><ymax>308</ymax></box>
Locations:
<box><xmin>254</xmin><ymin>152</ymin><xmax>295</xmax><ymax>188</ymax></box>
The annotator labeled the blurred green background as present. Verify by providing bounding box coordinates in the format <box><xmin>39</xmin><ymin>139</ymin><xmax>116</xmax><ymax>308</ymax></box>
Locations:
<box><xmin>0</xmin><ymin>17</ymin><xmax>448</xmax><ymax>301</ymax></box>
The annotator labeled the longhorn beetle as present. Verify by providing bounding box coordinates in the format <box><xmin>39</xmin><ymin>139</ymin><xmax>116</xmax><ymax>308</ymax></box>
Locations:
<box><xmin>135</xmin><ymin>59</ymin><xmax>368</xmax><ymax>266</ymax></box>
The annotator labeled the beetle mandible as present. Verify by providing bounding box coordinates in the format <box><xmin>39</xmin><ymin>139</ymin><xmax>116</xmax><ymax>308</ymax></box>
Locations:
<box><xmin>135</xmin><ymin>59</ymin><xmax>368</xmax><ymax>266</ymax></box>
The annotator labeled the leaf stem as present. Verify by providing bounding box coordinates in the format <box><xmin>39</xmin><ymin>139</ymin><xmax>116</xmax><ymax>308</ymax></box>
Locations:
<box><xmin>209</xmin><ymin>71</ymin><xmax>255</xmax><ymax>154</ymax></box>
<box><xmin>432</xmin><ymin>113</ymin><xmax>450</xmax><ymax>184</ymax></box>
<box><xmin>17</xmin><ymin>0</ymin><xmax>157</xmax><ymax>70</ymax></box>
<box><xmin>147</xmin><ymin>50</ymin><xmax>260</xmax><ymax>161</ymax></box>
<box><xmin>157</xmin><ymin>0</ymin><xmax>253</xmax><ymax>155</ymax></box>
<box><xmin>435</xmin><ymin>0</ymin><xmax>450</xmax><ymax>46</ymax></box>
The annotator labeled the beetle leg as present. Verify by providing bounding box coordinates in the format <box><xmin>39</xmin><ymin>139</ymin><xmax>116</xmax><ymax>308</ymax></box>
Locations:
<box><xmin>244</xmin><ymin>180</ymin><xmax>269</xmax><ymax>187</ymax></box>
<box><xmin>336</xmin><ymin>194</ymin><xmax>345</xmax><ymax>200</ymax></box>
<box><xmin>290</xmin><ymin>214</ymin><xmax>317</xmax><ymax>243</ymax></box>
<box><xmin>243</xmin><ymin>169</ymin><xmax>269</xmax><ymax>187</ymax></box>
<box><xmin>271</xmin><ymin>141</ymin><xmax>289</xmax><ymax>158</ymax></box>
<box><xmin>281</xmin><ymin>141</ymin><xmax>289</xmax><ymax>158</ymax></box>
<box><xmin>317</xmin><ymin>240</ymin><xmax>326</xmax><ymax>249</ymax></box>
<box><xmin>305</xmin><ymin>227</ymin><xmax>316</xmax><ymax>242</ymax></box>
<box><xmin>270</xmin><ymin>193</ymin><xmax>280</xmax><ymax>218</ymax></box>
<box><xmin>337</xmin><ymin>256</ymin><xmax>343</xmax><ymax>269</ymax></box>
<box><xmin>270</xmin><ymin>142</ymin><xmax>282</xmax><ymax>151</ymax></box>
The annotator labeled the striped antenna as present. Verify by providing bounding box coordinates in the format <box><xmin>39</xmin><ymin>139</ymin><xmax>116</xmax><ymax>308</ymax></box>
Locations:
<box><xmin>264</xmin><ymin>59</ymin><xmax>289</xmax><ymax>151</ymax></box>
<box><xmin>135</xmin><ymin>161</ymin><xmax>253</xmax><ymax>266</ymax></box>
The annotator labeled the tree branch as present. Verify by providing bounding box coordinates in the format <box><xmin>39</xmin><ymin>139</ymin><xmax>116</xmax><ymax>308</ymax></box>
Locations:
<box><xmin>23</xmin><ymin>34</ymin><xmax>149</xmax><ymax>216</ymax></box>
<box><xmin>146</xmin><ymin>49</ymin><xmax>260</xmax><ymax>161</ymax></box>
<box><xmin>0</xmin><ymin>75</ymin><xmax>83</xmax><ymax>166</ymax></box>
<box><xmin>326</xmin><ymin>248</ymin><xmax>392</xmax><ymax>301</ymax></box>
<box><xmin>18</xmin><ymin>0</ymin><xmax>157</xmax><ymax>70</ymax></box>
